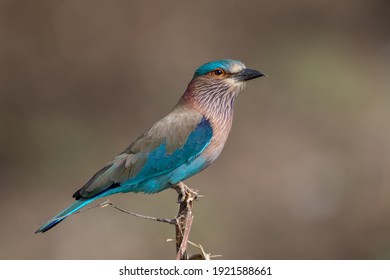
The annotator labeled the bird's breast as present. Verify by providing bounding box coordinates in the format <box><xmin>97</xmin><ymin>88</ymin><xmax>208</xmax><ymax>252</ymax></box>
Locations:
<box><xmin>201</xmin><ymin>115</ymin><xmax>233</xmax><ymax>165</ymax></box>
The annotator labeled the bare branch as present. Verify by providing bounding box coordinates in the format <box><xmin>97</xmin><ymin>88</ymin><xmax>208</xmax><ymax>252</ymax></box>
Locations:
<box><xmin>172</xmin><ymin>182</ymin><xmax>198</xmax><ymax>260</ymax></box>
<box><xmin>100</xmin><ymin>200</ymin><xmax>176</xmax><ymax>225</ymax></box>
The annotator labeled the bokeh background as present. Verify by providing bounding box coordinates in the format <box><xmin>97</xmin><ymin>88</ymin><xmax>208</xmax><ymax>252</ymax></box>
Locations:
<box><xmin>1</xmin><ymin>0</ymin><xmax>390</xmax><ymax>259</ymax></box>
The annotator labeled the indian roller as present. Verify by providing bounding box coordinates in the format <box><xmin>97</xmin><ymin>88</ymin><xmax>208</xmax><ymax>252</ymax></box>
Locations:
<box><xmin>35</xmin><ymin>59</ymin><xmax>265</xmax><ymax>233</ymax></box>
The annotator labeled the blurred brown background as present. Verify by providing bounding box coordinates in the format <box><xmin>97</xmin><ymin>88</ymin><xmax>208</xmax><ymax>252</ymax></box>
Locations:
<box><xmin>1</xmin><ymin>0</ymin><xmax>390</xmax><ymax>259</ymax></box>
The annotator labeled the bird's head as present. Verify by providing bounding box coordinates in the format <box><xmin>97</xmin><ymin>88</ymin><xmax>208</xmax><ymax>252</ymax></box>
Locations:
<box><xmin>193</xmin><ymin>59</ymin><xmax>264</xmax><ymax>88</ymax></box>
<box><xmin>185</xmin><ymin>59</ymin><xmax>265</xmax><ymax>102</ymax></box>
<box><xmin>180</xmin><ymin>59</ymin><xmax>265</xmax><ymax>116</ymax></box>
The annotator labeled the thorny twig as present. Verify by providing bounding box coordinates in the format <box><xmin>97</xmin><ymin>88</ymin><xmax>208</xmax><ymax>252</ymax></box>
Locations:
<box><xmin>166</xmin><ymin>239</ymin><xmax>222</xmax><ymax>260</ymax></box>
<box><xmin>172</xmin><ymin>182</ymin><xmax>198</xmax><ymax>260</ymax></box>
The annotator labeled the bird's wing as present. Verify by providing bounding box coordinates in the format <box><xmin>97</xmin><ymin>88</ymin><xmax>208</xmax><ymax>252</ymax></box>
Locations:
<box><xmin>73</xmin><ymin>109</ymin><xmax>213</xmax><ymax>199</ymax></box>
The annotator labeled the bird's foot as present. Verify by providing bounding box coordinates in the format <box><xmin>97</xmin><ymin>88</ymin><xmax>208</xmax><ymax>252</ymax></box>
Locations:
<box><xmin>172</xmin><ymin>182</ymin><xmax>199</xmax><ymax>204</ymax></box>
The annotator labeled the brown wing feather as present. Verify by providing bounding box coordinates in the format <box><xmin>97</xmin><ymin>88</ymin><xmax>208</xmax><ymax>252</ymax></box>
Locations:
<box><xmin>72</xmin><ymin>106</ymin><xmax>204</xmax><ymax>199</ymax></box>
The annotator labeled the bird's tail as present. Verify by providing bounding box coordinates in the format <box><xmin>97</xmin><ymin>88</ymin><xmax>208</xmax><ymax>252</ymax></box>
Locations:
<box><xmin>35</xmin><ymin>198</ymin><xmax>95</xmax><ymax>233</ymax></box>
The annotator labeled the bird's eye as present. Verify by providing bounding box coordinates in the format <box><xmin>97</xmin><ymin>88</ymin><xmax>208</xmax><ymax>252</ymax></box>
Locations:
<box><xmin>213</xmin><ymin>69</ymin><xmax>224</xmax><ymax>76</ymax></box>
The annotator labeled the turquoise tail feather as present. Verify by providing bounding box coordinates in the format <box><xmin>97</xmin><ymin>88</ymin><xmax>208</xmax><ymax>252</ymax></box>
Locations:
<box><xmin>35</xmin><ymin>198</ymin><xmax>95</xmax><ymax>233</ymax></box>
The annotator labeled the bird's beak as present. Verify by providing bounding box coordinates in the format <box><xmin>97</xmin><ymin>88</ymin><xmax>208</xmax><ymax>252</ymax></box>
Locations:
<box><xmin>235</xmin><ymin>68</ymin><xmax>266</xmax><ymax>81</ymax></box>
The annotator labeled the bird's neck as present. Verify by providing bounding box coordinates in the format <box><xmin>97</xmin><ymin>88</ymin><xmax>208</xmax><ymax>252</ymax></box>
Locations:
<box><xmin>179</xmin><ymin>81</ymin><xmax>238</xmax><ymax>125</ymax></box>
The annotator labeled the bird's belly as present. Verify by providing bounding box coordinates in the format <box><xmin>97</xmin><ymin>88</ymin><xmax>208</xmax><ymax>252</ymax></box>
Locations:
<box><xmin>121</xmin><ymin>156</ymin><xmax>208</xmax><ymax>194</ymax></box>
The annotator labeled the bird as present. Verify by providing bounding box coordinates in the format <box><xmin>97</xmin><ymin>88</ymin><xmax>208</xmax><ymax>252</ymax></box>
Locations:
<box><xmin>35</xmin><ymin>59</ymin><xmax>265</xmax><ymax>233</ymax></box>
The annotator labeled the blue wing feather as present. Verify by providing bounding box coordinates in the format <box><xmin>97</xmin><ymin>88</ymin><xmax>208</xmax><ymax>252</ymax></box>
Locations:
<box><xmin>137</xmin><ymin>118</ymin><xmax>211</xmax><ymax>177</ymax></box>
<box><xmin>121</xmin><ymin>117</ymin><xmax>213</xmax><ymax>192</ymax></box>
